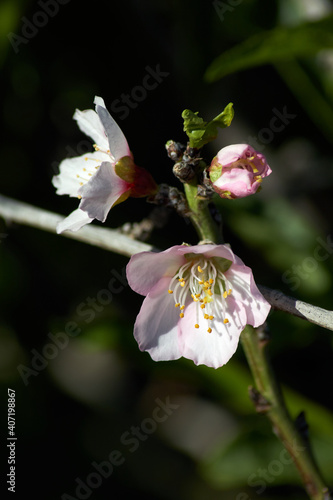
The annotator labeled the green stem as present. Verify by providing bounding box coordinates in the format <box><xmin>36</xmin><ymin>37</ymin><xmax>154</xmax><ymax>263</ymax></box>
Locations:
<box><xmin>184</xmin><ymin>181</ymin><xmax>223</xmax><ymax>243</ymax></box>
<box><xmin>241</xmin><ymin>326</ymin><xmax>330</xmax><ymax>500</ymax></box>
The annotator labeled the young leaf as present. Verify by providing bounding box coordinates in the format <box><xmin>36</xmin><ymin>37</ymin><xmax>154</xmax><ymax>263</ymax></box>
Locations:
<box><xmin>182</xmin><ymin>103</ymin><xmax>234</xmax><ymax>149</ymax></box>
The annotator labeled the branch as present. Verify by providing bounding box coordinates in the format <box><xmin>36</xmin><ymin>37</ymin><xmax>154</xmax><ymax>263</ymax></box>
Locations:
<box><xmin>0</xmin><ymin>194</ymin><xmax>154</xmax><ymax>258</ymax></box>
<box><xmin>1</xmin><ymin>194</ymin><xmax>333</xmax><ymax>331</ymax></box>
<box><xmin>258</xmin><ymin>285</ymin><xmax>333</xmax><ymax>332</ymax></box>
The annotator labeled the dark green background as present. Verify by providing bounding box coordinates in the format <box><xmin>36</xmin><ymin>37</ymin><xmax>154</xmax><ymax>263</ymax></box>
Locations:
<box><xmin>1</xmin><ymin>1</ymin><xmax>333</xmax><ymax>499</ymax></box>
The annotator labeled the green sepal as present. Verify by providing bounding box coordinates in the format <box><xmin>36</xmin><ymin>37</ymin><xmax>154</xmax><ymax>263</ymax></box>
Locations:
<box><xmin>211</xmin><ymin>256</ymin><xmax>232</xmax><ymax>272</ymax></box>
<box><xmin>209</xmin><ymin>162</ymin><xmax>223</xmax><ymax>184</ymax></box>
<box><xmin>114</xmin><ymin>156</ymin><xmax>136</xmax><ymax>183</ymax></box>
<box><xmin>182</xmin><ymin>103</ymin><xmax>234</xmax><ymax>149</ymax></box>
<box><xmin>184</xmin><ymin>253</ymin><xmax>232</xmax><ymax>272</ymax></box>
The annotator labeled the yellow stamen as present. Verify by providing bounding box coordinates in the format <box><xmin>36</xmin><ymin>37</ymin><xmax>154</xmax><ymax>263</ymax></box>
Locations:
<box><xmin>168</xmin><ymin>290</ymin><xmax>173</xmax><ymax>294</ymax></box>
<box><xmin>223</xmin><ymin>318</ymin><xmax>229</xmax><ymax>324</ymax></box>
<box><xmin>195</xmin><ymin>324</ymin><xmax>199</xmax><ymax>329</ymax></box>
<box><xmin>198</xmin><ymin>266</ymin><xmax>203</xmax><ymax>273</ymax></box>
<box><xmin>207</xmin><ymin>328</ymin><xmax>212</xmax><ymax>334</ymax></box>
<box><xmin>180</xmin><ymin>313</ymin><xmax>184</xmax><ymax>318</ymax></box>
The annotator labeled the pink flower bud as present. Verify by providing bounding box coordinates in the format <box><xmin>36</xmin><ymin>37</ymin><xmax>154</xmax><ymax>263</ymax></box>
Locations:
<box><xmin>209</xmin><ymin>144</ymin><xmax>271</xmax><ymax>199</ymax></box>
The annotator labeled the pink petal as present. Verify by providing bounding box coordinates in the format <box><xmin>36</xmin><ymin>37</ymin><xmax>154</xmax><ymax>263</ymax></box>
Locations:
<box><xmin>178</xmin><ymin>298</ymin><xmax>246</xmax><ymax>368</ymax></box>
<box><xmin>56</xmin><ymin>208</ymin><xmax>93</xmax><ymax>234</ymax></box>
<box><xmin>126</xmin><ymin>246</ymin><xmax>186</xmax><ymax>296</ymax></box>
<box><xmin>133</xmin><ymin>277</ymin><xmax>182</xmax><ymax>361</ymax></box>
<box><xmin>189</xmin><ymin>243</ymin><xmax>235</xmax><ymax>261</ymax></box>
<box><xmin>215</xmin><ymin>144</ymin><xmax>253</xmax><ymax>165</ymax></box>
<box><xmin>79</xmin><ymin>162</ymin><xmax>130</xmax><ymax>222</ymax></box>
<box><xmin>94</xmin><ymin>96</ymin><xmax>131</xmax><ymax>161</ymax></box>
<box><xmin>214</xmin><ymin>168</ymin><xmax>258</xmax><ymax>197</ymax></box>
<box><xmin>225</xmin><ymin>265</ymin><xmax>271</xmax><ymax>327</ymax></box>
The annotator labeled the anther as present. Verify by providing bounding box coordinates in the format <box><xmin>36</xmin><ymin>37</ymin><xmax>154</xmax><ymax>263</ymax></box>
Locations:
<box><xmin>207</xmin><ymin>328</ymin><xmax>212</xmax><ymax>334</ymax></box>
<box><xmin>195</xmin><ymin>324</ymin><xmax>199</xmax><ymax>329</ymax></box>
<box><xmin>223</xmin><ymin>318</ymin><xmax>229</xmax><ymax>324</ymax></box>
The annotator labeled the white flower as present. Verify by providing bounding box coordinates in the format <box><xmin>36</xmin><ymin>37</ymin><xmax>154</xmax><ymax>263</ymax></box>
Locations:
<box><xmin>52</xmin><ymin>96</ymin><xmax>132</xmax><ymax>233</ymax></box>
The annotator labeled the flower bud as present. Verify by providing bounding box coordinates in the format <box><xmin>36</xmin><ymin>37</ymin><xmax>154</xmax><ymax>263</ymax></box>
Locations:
<box><xmin>209</xmin><ymin>144</ymin><xmax>271</xmax><ymax>199</ymax></box>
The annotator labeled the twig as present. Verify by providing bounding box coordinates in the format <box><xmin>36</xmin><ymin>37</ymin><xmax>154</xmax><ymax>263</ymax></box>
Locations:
<box><xmin>1</xmin><ymin>193</ymin><xmax>333</xmax><ymax>331</ymax></box>
<box><xmin>258</xmin><ymin>286</ymin><xmax>333</xmax><ymax>332</ymax></box>
<box><xmin>0</xmin><ymin>194</ymin><xmax>154</xmax><ymax>257</ymax></box>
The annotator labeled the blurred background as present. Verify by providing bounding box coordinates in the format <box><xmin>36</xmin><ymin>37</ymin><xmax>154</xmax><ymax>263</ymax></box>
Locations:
<box><xmin>1</xmin><ymin>0</ymin><xmax>333</xmax><ymax>498</ymax></box>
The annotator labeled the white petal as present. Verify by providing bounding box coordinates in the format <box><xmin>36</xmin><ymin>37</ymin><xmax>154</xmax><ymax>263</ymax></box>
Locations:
<box><xmin>179</xmin><ymin>299</ymin><xmax>245</xmax><ymax>368</ymax></box>
<box><xmin>226</xmin><ymin>265</ymin><xmax>271</xmax><ymax>327</ymax></box>
<box><xmin>73</xmin><ymin>108</ymin><xmax>109</xmax><ymax>151</ymax></box>
<box><xmin>79</xmin><ymin>161</ymin><xmax>129</xmax><ymax>222</ymax></box>
<box><xmin>56</xmin><ymin>208</ymin><xmax>93</xmax><ymax>234</ymax></box>
<box><xmin>94</xmin><ymin>96</ymin><xmax>131</xmax><ymax>161</ymax></box>
<box><xmin>133</xmin><ymin>277</ymin><xmax>182</xmax><ymax>361</ymax></box>
<box><xmin>52</xmin><ymin>152</ymin><xmax>109</xmax><ymax>197</ymax></box>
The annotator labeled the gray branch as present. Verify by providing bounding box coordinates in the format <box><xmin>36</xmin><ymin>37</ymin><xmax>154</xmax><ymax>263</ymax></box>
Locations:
<box><xmin>1</xmin><ymin>193</ymin><xmax>332</xmax><ymax>332</ymax></box>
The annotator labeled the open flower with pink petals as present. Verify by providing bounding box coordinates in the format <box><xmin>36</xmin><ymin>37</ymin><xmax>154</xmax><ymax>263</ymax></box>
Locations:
<box><xmin>52</xmin><ymin>96</ymin><xmax>157</xmax><ymax>233</ymax></box>
<box><xmin>126</xmin><ymin>243</ymin><xmax>270</xmax><ymax>368</ymax></box>
<box><xmin>209</xmin><ymin>144</ymin><xmax>271</xmax><ymax>199</ymax></box>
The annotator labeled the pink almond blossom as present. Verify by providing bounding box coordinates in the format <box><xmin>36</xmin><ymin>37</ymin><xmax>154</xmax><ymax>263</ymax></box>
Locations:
<box><xmin>126</xmin><ymin>243</ymin><xmax>271</xmax><ymax>369</ymax></box>
<box><xmin>52</xmin><ymin>96</ymin><xmax>157</xmax><ymax>233</ymax></box>
<box><xmin>209</xmin><ymin>144</ymin><xmax>271</xmax><ymax>199</ymax></box>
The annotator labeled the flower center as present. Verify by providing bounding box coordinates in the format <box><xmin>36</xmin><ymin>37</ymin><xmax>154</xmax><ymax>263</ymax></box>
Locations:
<box><xmin>168</xmin><ymin>255</ymin><xmax>232</xmax><ymax>333</ymax></box>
